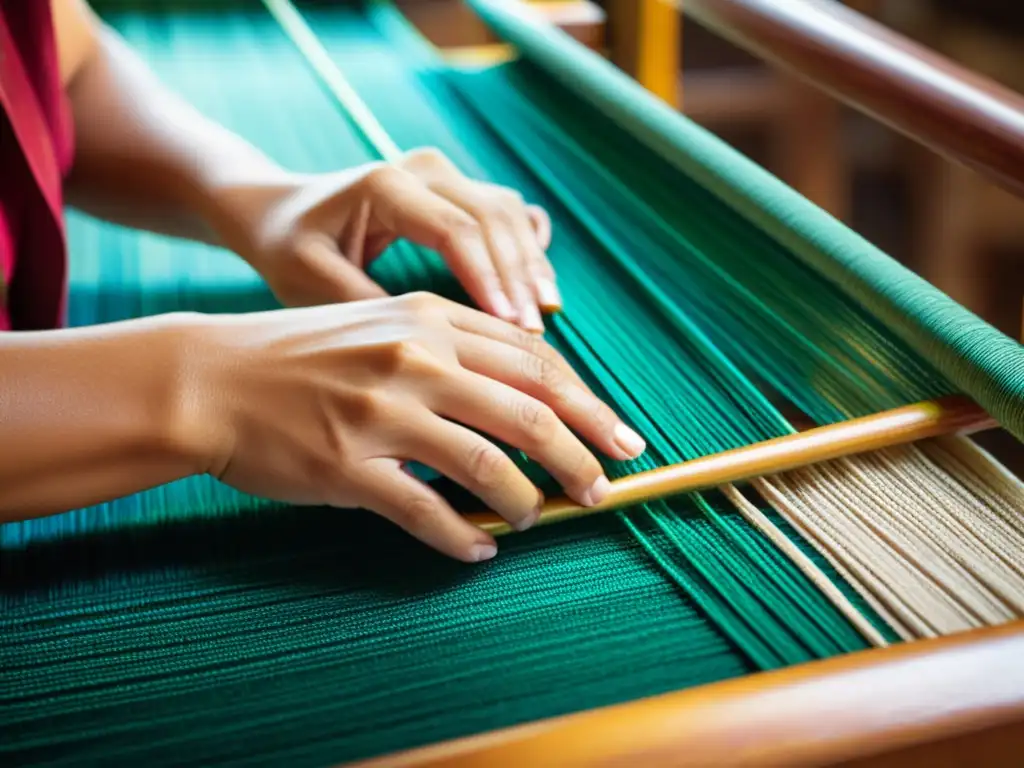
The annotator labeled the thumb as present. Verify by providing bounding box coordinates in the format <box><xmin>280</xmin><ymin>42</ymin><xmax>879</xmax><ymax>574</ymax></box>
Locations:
<box><xmin>289</xmin><ymin>236</ymin><xmax>389</xmax><ymax>306</ymax></box>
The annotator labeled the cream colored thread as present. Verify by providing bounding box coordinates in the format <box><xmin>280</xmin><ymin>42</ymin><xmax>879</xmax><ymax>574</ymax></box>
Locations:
<box><xmin>834</xmin><ymin>450</ymin><xmax>1011</xmax><ymax>623</ymax></box>
<box><xmin>720</xmin><ymin>483</ymin><xmax>888</xmax><ymax>647</ymax></box>
<box><xmin>875</xmin><ymin>446</ymin><xmax>1024</xmax><ymax>614</ymax></box>
<box><xmin>752</xmin><ymin>476</ymin><xmax>931</xmax><ymax>639</ymax></box>
<box><xmin>753</xmin><ymin>437</ymin><xmax>1024</xmax><ymax>641</ymax></box>
<box><xmin>783</xmin><ymin>464</ymin><xmax>962</xmax><ymax>633</ymax></box>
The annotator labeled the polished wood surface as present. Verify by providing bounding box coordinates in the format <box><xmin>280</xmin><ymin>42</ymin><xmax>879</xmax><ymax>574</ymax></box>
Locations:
<box><xmin>683</xmin><ymin>0</ymin><xmax>1024</xmax><ymax>197</ymax></box>
<box><xmin>466</xmin><ymin>396</ymin><xmax>995</xmax><ymax>536</ymax></box>
<box><xmin>352</xmin><ymin>621</ymin><xmax>1024</xmax><ymax>767</ymax></box>
<box><xmin>605</xmin><ymin>0</ymin><xmax>680</xmax><ymax>105</ymax></box>
<box><xmin>395</xmin><ymin>0</ymin><xmax>604</xmax><ymax>51</ymax></box>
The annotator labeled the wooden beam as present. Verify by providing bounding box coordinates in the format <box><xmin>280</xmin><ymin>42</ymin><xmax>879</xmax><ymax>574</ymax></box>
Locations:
<box><xmin>683</xmin><ymin>0</ymin><xmax>1024</xmax><ymax>198</ymax></box>
<box><xmin>605</xmin><ymin>0</ymin><xmax>680</xmax><ymax>105</ymax></box>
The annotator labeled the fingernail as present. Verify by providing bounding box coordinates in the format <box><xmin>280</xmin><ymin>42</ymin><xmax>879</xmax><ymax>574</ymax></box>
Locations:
<box><xmin>537</xmin><ymin>278</ymin><xmax>562</xmax><ymax>311</ymax></box>
<box><xmin>471</xmin><ymin>543</ymin><xmax>498</xmax><ymax>562</ymax></box>
<box><xmin>581</xmin><ymin>475</ymin><xmax>611</xmax><ymax>507</ymax></box>
<box><xmin>521</xmin><ymin>302</ymin><xmax>544</xmax><ymax>332</ymax></box>
<box><xmin>514</xmin><ymin>503</ymin><xmax>543</xmax><ymax>532</ymax></box>
<box><xmin>614</xmin><ymin>423</ymin><xmax>646</xmax><ymax>458</ymax></box>
<box><xmin>492</xmin><ymin>291</ymin><xmax>517</xmax><ymax>322</ymax></box>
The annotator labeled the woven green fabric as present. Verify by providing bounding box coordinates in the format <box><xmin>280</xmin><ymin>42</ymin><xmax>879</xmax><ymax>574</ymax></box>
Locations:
<box><xmin>0</xmin><ymin>1</ymin><xmax>999</xmax><ymax>765</ymax></box>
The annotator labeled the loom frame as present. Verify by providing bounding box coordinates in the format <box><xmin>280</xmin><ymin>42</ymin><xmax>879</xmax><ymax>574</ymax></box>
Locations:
<box><xmin>341</xmin><ymin>0</ymin><xmax>1024</xmax><ymax>764</ymax></box>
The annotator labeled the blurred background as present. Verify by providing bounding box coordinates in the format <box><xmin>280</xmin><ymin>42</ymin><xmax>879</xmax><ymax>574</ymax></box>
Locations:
<box><xmin>395</xmin><ymin>0</ymin><xmax>1024</xmax><ymax>340</ymax></box>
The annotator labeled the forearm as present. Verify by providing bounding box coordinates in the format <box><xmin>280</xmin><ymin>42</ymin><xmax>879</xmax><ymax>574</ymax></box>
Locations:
<box><xmin>63</xmin><ymin>13</ymin><xmax>297</xmax><ymax>255</ymax></box>
<box><xmin>0</xmin><ymin>315</ymin><xmax>209</xmax><ymax>523</ymax></box>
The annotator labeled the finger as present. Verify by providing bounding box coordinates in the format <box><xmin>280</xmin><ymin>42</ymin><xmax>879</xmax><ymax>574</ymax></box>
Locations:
<box><xmin>292</xmin><ymin>236</ymin><xmax>389</xmax><ymax>305</ymax></box>
<box><xmin>400</xmin><ymin>155</ymin><xmax>545</xmax><ymax>328</ymax></box>
<box><xmin>364</xmin><ymin>167</ymin><xmax>517</xmax><ymax>322</ymax></box>
<box><xmin>513</xmin><ymin>206</ymin><xmax>561</xmax><ymax>313</ymax></box>
<box><xmin>454</xmin><ymin>330</ymin><xmax>645</xmax><ymax>462</ymax></box>
<box><xmin>433</xmin><ymin>369</ymin><xmax>611</xmax><ymax>507</ymax></box>
<box><xmin>353</xmin><ymin>457</ymin><xmax>498</xmax><ymax>563</ymax></box>
<box><xmin>528</xmin><ymin>205</ymin><xmax>552</xmax><ymax>250</ymax></box>
<box><xmin>436</xmin><ymin>297</ymin><xmax>593</xmax><ymax>391</ymax></box>
<box><xmin>433</xmin><ymin>181</ymin><xmax>542</xmax><ymax>333</ymax></box>
<box><xmin>482</xmin><ymin>214</ymin><xmax>543</xmax><ymax>333</ymax></box>
<box><xmin>402</xmin><ymin>415</ymin><xmax>543</xmax><ymax>532</ymax></box>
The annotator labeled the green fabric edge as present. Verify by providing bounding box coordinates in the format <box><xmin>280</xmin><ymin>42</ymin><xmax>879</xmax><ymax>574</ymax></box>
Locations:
<box><xmin>464</xmin><ymin>0</ymin><xmax>1024</xmax><ymax>442</ymax></box>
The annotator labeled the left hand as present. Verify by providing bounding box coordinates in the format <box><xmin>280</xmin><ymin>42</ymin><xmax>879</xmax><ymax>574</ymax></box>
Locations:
<box><xmin>218</xmin><ymin>148</ymin><xmax>559</xmax><ymax>332</ymax></box>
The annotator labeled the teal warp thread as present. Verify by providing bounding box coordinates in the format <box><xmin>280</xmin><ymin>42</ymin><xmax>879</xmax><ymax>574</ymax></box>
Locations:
<box><xmin>466</xmin><ymin>0</ymin><xmax>1024</xmax><ymax>443</ymax></box>
<box><xmin>442</xmin><ymin>64</ymin><xmax>950</xmax><ymax>422</ymax></box>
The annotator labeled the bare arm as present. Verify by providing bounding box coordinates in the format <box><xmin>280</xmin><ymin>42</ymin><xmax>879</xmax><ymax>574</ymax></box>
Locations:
<box><xmin>55</xmin><ymin>0</ymin><xmax>290</xmax><ymax>258</ymax></box>
<box><xmin>0</xmin><ymin>316</ymin><xmax>207</xmax><ymax>523</ymax></box>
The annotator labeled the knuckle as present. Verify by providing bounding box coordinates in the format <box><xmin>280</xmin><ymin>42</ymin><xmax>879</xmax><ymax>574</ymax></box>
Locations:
<box><xmin>518</xmin><ymin>400</ymin><xmax>559</xmax><ymax>444</ymax></box>
<box><xmin>522</xmin><ymin>331</ymin><xmax>553</xmax><ymax>359</ymax></box>
<box><xmin>386</xmin><ymin>338</ymin><xmax>441</xmax><ymax>376</ymax></box>
<box><xmin>393</xmin><ymin>495</ymin><xmax>440</xmax><ymax>534</ymax></box>
<box><xmin>572</xmin><ymin>452</ymin><xmax>603</xmax><ymax>485</ymax></box>
<box><xmin>589</xmin><ymin>399</ymin><xmax>618</xmax><ymax>432</ymax></box>
<box><xmin>439</xmin><ymin>216</ymin><xmax>483</xmax><ymax>252</ymax></box>
<box><xmin>523</xmin><ymin>353</ymin><xmax>565</xmax><ymax>397</ymax></box>
<box><xmin>403</xmin><ymin>146</ymin><xmax>449</xmax><ymax>172</ymax></box>
<box><xmin>485</xmin><ymin>201</ymin><xmax>516</xmax><ymax>228</ymax></box>
<box><xmin>501</xmin><ymin>188</ymin><xmax>525</xmax><ymax>207</ymax></box>
<box><xmin>466</xmin><ymin>442</ymin><xmax>510</xmax><ymax>493</ymax></box>
<box><xmin>486</xmin><ymin>184</ymin><xmax>523</xmax><ymax>206</ymax></box>
<box><xmin>362</xmin><ymin>164</ymin><xmax>404</xmax><ymax>193</ymax></box>
<box><xmin>401</xmin><ymin>290</ymin><xmax>441</xmax><ymax>315</ymax></box>
<box><xmin>343</xmin><ymin>390</ymin><xmax>390</xmax><ymax>428</ymax></box>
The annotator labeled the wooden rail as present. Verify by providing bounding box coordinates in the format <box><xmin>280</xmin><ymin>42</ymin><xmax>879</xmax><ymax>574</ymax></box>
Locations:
<box><xmin>682</xmin><ymin>0</ymin><xmax>1024</xmax><ymax>197</ymax></box>
<box><xmin>353</xmin><ymin>620</ymin><xmax>1024</xmax><ymax>767</ymax></box>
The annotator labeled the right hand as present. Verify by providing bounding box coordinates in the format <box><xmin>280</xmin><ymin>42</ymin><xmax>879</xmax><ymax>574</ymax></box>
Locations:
<box><xmin>186</xmin><ymin>293</ymin><xmax>646</xmax><ymax>562</ymax></box>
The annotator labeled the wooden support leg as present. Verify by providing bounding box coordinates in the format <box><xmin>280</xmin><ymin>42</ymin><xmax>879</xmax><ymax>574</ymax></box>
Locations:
<box><xmin>605</xmin><ymin>0</ymin><xmax>680</xmax><ymax>106</ymax></box>
<box><xmin>913</xmin><ymin>151</ymin><xmax>990</xmax><ymax>317</ymax></box>
<box><xmin>775</xmin><ymin>76</ymin><xmax>849</xmax><ymax>221</ymax></box>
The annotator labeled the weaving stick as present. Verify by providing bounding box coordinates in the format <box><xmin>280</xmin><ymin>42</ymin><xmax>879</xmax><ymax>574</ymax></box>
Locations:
<box><xmin>465</xmin><ymin>396</ymin><xmax>997</xmax><ymax>535</ymax></box>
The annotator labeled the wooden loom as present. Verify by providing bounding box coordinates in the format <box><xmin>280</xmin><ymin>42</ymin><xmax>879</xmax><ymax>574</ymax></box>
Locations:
<box><xmin>4</xmin><ymin>1</ymin><xmax>1022</xmax><ymax>765</ymax></box>
<box><xmin>310</xmin><ymin>0</ymin><xmax>1024</xmax><ymax>765</ymax></box>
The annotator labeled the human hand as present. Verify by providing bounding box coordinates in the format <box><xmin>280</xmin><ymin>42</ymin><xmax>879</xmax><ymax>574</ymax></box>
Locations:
<box><xmin>186</xmin><ymin>293</ymin><xmax>645</xmax><ymax>561</ymax></box>
<box><xmin>219</xmin><ymin>148</ymin><xmax>558</xmax><ymax>332</ymax></box>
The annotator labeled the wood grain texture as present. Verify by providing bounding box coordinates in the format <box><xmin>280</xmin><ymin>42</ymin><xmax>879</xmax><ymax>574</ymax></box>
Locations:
<box><xmin>351</xmin><ymin>621</ymin><xmax>1024</xmax><ymax>767</ymax></box>
<box><xmin>466</xmin><ymin>396</ymin><xmax>995</xmax><ymax>535</ymax></box>
<box><xmin>682</xmin><ymin>0</ymin><xmax>1024</xmax><ymax>196</ymax></box>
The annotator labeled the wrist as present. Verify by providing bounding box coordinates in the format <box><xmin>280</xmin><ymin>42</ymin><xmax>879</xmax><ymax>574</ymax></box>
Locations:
<box><xmin>195</xmin><ymin>164</ymin><xmax>308</xmax><ymax>264</ymax></box>
<box><xmin>146</xmin><ymin>313</ymin><xmax>234</xmax><ymax>477</ymax></box>
<box><xmin>0</xmin><ymin>317</ymin><xmax>225</xmax><ymax>519</ymax></box>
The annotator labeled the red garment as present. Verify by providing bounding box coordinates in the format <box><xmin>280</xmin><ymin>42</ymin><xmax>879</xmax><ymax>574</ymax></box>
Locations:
<box><xmin>0</xmin><ymin>0</ymin><xmax>75</xmax><ymax>330</ymax></box>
